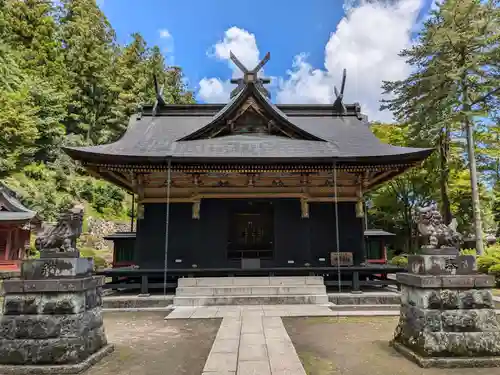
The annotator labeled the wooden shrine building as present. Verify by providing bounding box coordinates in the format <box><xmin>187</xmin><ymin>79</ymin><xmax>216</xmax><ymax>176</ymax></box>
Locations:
<box><xmin>64</xmin><ymin>52</ymin><xmax>432</xmax><ymax>290</ymax></box>
<box><xmin>0</xmin><ymin>183</ymin><xmax>41</xmax><ymax>271</ymax></box>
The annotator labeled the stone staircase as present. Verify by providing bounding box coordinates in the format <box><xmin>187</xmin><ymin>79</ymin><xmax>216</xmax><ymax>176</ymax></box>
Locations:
<box><xmin>173</xmin><ymin>276</ymin><xmax>329</xmax><ymax>306</ymax></box>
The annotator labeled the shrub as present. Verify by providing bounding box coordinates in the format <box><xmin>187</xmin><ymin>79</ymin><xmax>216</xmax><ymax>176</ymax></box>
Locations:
<box><xmin>460</xmin><ymin>248</ymin><xmax>477</xmax><ymax>256</ymax></box>
<box><xmin>475</xmin><ymin>245</ymin><xmax>500</xmax><ymax>287</ymax></box>
<box><xmin>80</xmin><ymin>247</ymin><xmax>109</xmax><ymax>271</ymax></box>
<box><xmin>390</xmin><ymin>255</ymin><xmax>408</xmax><ymax>267</ymax></box>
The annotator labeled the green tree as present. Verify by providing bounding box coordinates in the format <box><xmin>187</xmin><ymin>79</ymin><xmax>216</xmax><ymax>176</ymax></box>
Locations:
<box><xmin>381</xmin><ymin>0</ymin><xmax>500</xmax><ymax>254</ymax></box>
<box><xmin>108</xmin><ymin>33</ymin><xmax>150</xmax><ymax>133</ymax></box>
<box><xmin>4</xmin><ymin>0</ymin><xmax>62</xmax><ymax>76</ymax></box>
<box><xmin>0</xmin><ymin>44</ymin><xmax>38</xmax><ymax>178</ymax></box>
<box><xmin>4</xmin><ymin>0</ymin><xmax>67</xmax><ymax>162</ymax></box>
<box><xmin>145</xmin><ymin>46</ymin><xmax>194</xmax><ymax>105</ymax></box>
<box><xmin>58</xmin><ymin>0</ymin><xmax>118</xmax><ymax>144</ymax></box>
<box><xmin>369</xmin><ymin>123</ymin><xmax>438</xmax><ymax>252</ymax></box>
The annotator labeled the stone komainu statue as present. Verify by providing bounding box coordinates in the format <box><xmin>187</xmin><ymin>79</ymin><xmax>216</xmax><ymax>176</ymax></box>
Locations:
<box><xmin>415</xmin><ymin>203</ymin><xmax>462</xmax><ymax>249</ymax></box>
<box><xmin>35</xmin><ymin>204</ymin><xmax>84</xmax><ymax>253</ymax></box>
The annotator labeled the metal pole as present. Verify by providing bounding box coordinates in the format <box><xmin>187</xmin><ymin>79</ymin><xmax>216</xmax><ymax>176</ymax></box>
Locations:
<box><xmin>130</xmin><ymin>194</ymin><xmax>135</xmax><ymax>232</ymax></box>
<box><xmin>364</xmin><ymin>200</ymin><xmax>368</xmax><ymax>231</ymax></box>
<box><xmin>333</xmin><ymin>163</ymin><xmax>341</xmax><ymax>293</ymax></box>
<box><xmin>163</xmin><ymin>159</ymin><xmax>172</xmax><ymax>298</ymax></box>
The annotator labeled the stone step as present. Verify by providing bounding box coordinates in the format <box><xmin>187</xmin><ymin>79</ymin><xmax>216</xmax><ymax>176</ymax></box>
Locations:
<box><xmin>330</xmin><ymin>304</ymin><xmax>401</xmax><ymax>311</ymax></box>
<box><xmin>173</xmin><ymin>294</ymin><xmax>329</xmax><ymax>306</ymax></box>
<box><xmin>177</xmin><ymin>276</ymin><xmax>323</xmax><ymax>287</ymax></box>
<box><xmin>328</xmin><ymin>292</ymin><xmax>401</xmax><ymax>305</ymax></box>
<box><xmin>176</xmin><ymin>285</ymin><xmax>326</xmax><ymax>296</ymax></box>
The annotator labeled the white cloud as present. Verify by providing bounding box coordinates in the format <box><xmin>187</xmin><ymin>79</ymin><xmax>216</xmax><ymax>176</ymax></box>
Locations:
<box><xmin>158</xmin><ymin>29</ymin><xmax>175</xmax><ymax>65</ymax></box>
<box><xmin>319</xmin><ymin>0</ymin><xmax>423</xmax><ymax>121</ymax></box>
<box><xmin>276</xmin><ymin>54</ymin><xmax>334</xmax><ymax>104</ymax></box>
<box><xmin>198</xmin><ymin>78</ymin><xmax>233</xmax><ymax>103</ymax></box>
<box><xmin>197</xmin><ymin>0</ymin><xmax>425</xmax><ymax>122</ymax></box>
<box><xmin>197</xmin><ymin>27</ymin><xmax>262</xmax><ymax>103</ymax></box>
<box><xmin>159</xmin><ymin>29</ymin><xmax>172</xmax><ymax>39</ymax></box>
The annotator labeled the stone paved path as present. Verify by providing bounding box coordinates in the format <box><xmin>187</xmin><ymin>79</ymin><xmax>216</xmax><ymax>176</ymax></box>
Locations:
<box><xmin>165</xmin><ymin>304</ymin><xmax>335</xmax><ymax>319</ymax></box>
<box><xmin>167</xmin><ymin>306</ymin><xmax>327</xmax><ymax>374</ymax></box>
<box><xmin>202</xmin><ymin>316</ymin><xmax>306</xmax><ymax>375</ymax></box>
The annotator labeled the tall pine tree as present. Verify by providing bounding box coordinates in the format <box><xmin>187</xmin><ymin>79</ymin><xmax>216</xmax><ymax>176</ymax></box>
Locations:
<box><xmin>4</xmin><ymin>0</ymin><xmax>67</xmax><ymax>162</ymax></box>
<box><xmin>58</xmin><ymin>0</ymin><xmax>117</xmax><ymax>144</ymax></box>
<box><xmin>381</xmin><ymin>0</ymin><xmax>500</xmax><ymax>253</ymax></box>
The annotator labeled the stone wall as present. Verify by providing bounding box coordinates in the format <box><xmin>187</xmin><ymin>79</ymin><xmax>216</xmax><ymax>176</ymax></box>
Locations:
<box><xmin>84</xmin><ymin>217</ymin><xmax>130</xmax><ymax>250</ymax></box>
<box><xmin>394</xmin><ymin>278</ymin><xmax>500</xmax><ymax>357</ymax></box>
<box><xmin>0</xmin><ymin>257</ymin><xmax>112</xmax><ymax>370</ymax></box>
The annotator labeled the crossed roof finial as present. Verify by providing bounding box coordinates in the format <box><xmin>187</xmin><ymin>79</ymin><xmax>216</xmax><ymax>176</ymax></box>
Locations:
<box><xmin>229</xmin><ymin>52</ymin><xmax>271</xmax><ymax>98</ymax></box>
<box><xmin>152</xmin><ymin>74</ymin><xmax>166</xmax><ymax>116</ymax></box>
<box><xmin>332</xmin><ymin>69</ymin><xmax>347</xmax><ymax>114</ymax></box>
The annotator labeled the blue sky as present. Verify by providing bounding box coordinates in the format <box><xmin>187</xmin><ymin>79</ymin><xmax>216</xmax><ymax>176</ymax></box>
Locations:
<box><xmin>100</xmin><ymin>0</ymin><xmax>437</xmax><ymax>122</ymax></box>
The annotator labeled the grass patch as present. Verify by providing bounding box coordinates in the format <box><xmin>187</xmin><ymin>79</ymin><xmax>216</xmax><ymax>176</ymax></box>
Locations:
<box><xmin>493</xmin><ymin>289</ymin><xmax>500</xmax><ymax>296</ymax></box>
<box><xmin>299</xmin><ymin>351</ymin><xmax>336</xmax><ymax>375</ymax></box>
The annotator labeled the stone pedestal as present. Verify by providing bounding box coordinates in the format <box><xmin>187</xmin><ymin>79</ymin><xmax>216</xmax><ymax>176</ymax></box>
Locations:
<box><xmin>0</xmin><ymin>256</ymin><xmax>114</xmax><ymax>374</ymax></box>
<box><xmin>392</xmin><ymin>249</ymin><xmax>500</xmax><ymax>368</ymax></box>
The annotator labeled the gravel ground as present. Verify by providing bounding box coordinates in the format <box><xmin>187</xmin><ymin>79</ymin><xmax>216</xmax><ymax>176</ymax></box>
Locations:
<box><xmin>84</xmin><ymin>311</ymin><xmax>221</xmax><ymax>375</ymax></box>
<box><xmin>283</xmin><ymin>316</ymin><xmax>500</xmax><ymax>375</ymax></box>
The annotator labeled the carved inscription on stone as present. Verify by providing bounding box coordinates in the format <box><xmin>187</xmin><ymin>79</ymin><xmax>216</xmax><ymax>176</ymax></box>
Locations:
<box><xmin>41</xmin><ymin>261</ymin><xmax>58</xmax><ymax>278</ymax></box>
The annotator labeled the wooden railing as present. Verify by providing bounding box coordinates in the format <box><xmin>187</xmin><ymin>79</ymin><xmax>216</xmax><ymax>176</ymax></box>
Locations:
<box><xmin>96</xmin><ymin>265</ymin><xmax>405</xmax><ymax>294</ymax></box>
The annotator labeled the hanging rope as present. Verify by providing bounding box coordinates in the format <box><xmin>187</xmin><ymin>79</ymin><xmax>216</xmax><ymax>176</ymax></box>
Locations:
<box><xmin>130</xmin><ymin>193</ymin><xmax>135</xmax><ymax>232</ymax></box>
<box><xmin>333</xmin><ymin>162</ymin><xmax>341</xmax><ymax>293</ymax></box>
<box><xmin>163</xmin><ymin>159</ymin><xmax>172</xmax><ymax>298</ymax></box>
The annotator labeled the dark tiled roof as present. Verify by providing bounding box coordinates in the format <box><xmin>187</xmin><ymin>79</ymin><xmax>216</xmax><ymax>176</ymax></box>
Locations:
<box><xmin>0</xmin><ymin>211</ymin><xmax>38</xmax><ymax>222</ymax></box>
<box><xmin>103</xmin><ymin>232</ymin><xmax>136</xmax><ymax>240</ymax></box>
<box><xmin>364</xmin><ymin>229</ymin><xmax>396</xmax><ymax>237</ymax></box>
<box><xmin>64</xmin><ymin>113</ymin><xmax>432</xmax><ymax>164</ymax></box>
<box><xmin>63</xmin><ymin>84</ymin><xmax>433</xmax><ymax>164</ymax></box>
<box><xmin>0</xmin><ymin>183</ymin><xmax>38</xmax><ymax>222</ymax></box>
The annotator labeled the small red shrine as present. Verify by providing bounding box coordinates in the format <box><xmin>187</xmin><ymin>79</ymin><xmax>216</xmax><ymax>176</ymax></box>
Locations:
<box><xmin>0</xmin><ymin>183</ymin><xmax>41</xmax><ymax>271</ymax></box>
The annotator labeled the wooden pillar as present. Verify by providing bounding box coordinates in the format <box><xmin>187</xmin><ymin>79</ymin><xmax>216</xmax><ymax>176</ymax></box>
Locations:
<box><xmin>13</xmin><ymin>228</ymin><xmax>19</xmax><ymax>260</ymax></box>
<box><xmin>5</xmin><ymin>228</ymin><xmax>12</xmax><ymax>260</ymax></box>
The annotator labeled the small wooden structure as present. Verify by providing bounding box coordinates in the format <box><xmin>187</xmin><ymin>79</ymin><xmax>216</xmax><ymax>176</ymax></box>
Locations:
<box><xmin>364</xmin><ymin>229</ymin><xmax>395</xmax><ymax>264</ymax></box>
<box><xmin>0</xmin><ymin>183</ymin><xmax>41</xmax><ymax>271</ymax></box>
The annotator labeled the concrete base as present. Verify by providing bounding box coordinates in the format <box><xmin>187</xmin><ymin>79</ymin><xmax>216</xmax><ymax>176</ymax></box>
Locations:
<box><xmin>0</xmin><ymin>344</ymin><xmax>114</xmax><ymax>375</ymax></box>
<box><xmin>174</xmin><ymin>294</ymin><xmax>329</xmax><ymax>306</ymax></box>
<box><xmin>103</xmin><ymin>295</ymin><xmax>173</xmax><ymax>309</ymax></box>
<box><xmin>329</xmin><ymin>292</ymin><xmax>400</xmax><ymax>305</ymax></box>
<box><xmin>174</xmin><ymin>276</ymin><xmax>329</xmax><ymax>306</ymax></box>
<box><xmin>391</xmin><ymin>341</ymin><xmax>500</xmax><ymax>368</ymax></box>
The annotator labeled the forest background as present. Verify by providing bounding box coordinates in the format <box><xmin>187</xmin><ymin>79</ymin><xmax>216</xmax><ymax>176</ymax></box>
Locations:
<box><xmin>0</xmin><ymin>0</ymin><xmax>499</xmax><ymax>259</ymax></box>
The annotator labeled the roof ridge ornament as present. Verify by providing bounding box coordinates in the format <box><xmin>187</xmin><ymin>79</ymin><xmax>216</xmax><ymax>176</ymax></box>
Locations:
<box><xmin>229</xmin><ymin>51</ymin><xmax>272</xmax><ymax>99</ymax></box>
<box><xmin>152</xmin><ymin>74</ymin><xmax>167</xmax><ymax>117</ymax></box>
<box><xmin>332</xmin><ymin>69</ymin><xmax>347</xmax><ymax>115</ymax></box>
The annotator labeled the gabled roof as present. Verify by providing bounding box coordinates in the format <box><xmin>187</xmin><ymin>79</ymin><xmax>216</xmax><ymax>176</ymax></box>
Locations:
<box><xmin>63</xmin><ymin>56</ymin><xmax>433</xmax><ymax>166</ymax></box>
<box><xmin>63</xmin><ymin>102</ymin><xmax>432</xmax><ymax>165</ymax></box>
<box><xmin>179</xmin><ymin>83</ymin><xmax>326</xmax><ymax>142</ymax></box>
<box><xmin>0</xmin><ymin>183</ymin><xmax>39</xmax><ymax>223</ymax></box>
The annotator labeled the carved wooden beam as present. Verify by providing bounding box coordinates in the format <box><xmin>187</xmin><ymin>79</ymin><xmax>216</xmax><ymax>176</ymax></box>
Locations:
<box><xmin>247</xmin><ymin>173</ymin><xmax>258</xmax><ymax>187</ymax></box>
<box><xmin>300</xmin><ymin>173</ymin><xmax>310</xmax><ymax>186</ymax></box>
<box><xmin>105</xmin><ymin>170</ymin><xmax>133</xmax><ymax>190</ymax></box>
<box><xmin>85</xmin><ymin>166</ymin><xmax>103</xmax><ymax>180</ymax></box>
<box><xmin>366</xmin><ymin>169</ymin><xmax>398</xmax><ymax>189</ymax></box>
<box><xmin>135</xmin><ymin>173</ymin><xmax>145</xmax><ymax>201</ymax></box>
<box><xmin>139</xmin><ymin>195</ymin><xmax>358</xmax><ymax>203</ymax></box>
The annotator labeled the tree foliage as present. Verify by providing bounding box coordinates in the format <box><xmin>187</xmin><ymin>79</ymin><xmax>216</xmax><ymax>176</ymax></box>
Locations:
<box><xmin>0</xmin><ymin>0</ymin><xmax>194</xmax><ymax>220</ymax></box>
<box><xmin>379</xmin><ymin>0</ymin><xmax>500</xmax><ymax>251</ymax></box>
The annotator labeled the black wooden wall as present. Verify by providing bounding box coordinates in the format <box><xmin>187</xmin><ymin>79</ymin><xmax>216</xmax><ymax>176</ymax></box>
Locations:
<box><xmin>133</xmin><ymin>199</ymin><xmax>364</xmax><ymax>268</ymax></box>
